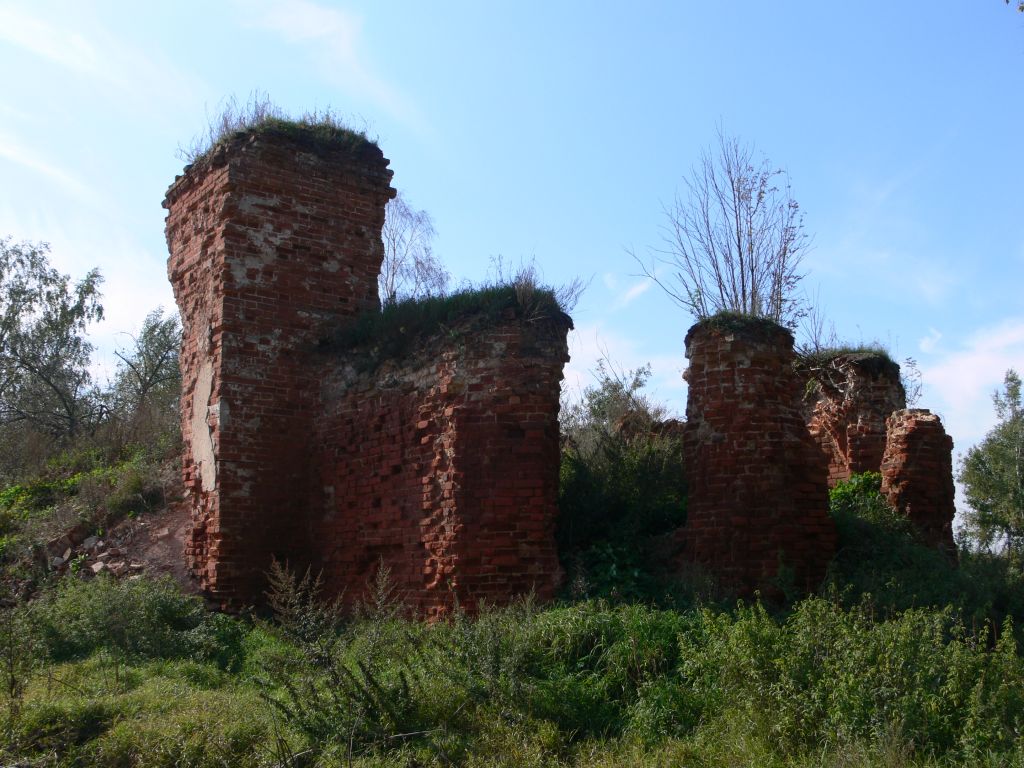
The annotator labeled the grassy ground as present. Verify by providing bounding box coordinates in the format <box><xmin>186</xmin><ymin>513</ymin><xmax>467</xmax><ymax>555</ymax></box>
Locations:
<box><xmin>1</xmin><ymin>567</ymin><xmax>1022</xmax><ymax>767</ymax></box>
<box><xmin>2</xmin><ymin>441</ymin><xmax>1022</xmax><ymax>767</ymax></box>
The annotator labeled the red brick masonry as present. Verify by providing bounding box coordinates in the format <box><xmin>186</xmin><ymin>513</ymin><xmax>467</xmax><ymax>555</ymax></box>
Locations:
<box><xmin>881</xmin><ymin>409</ymin><xmax>958</xmax><ymax>559</ymax></box>
<box><xmin>165</xmin><ymin>130</ymin><xmax>569</xmax><ymax>611</ymax></box>
<box><xmin>806</xmin><ymin>354</ymin><xmax>906</xmax><ymax>487</ymax></box>
<box><xmin>679</xmin><ymin>321</ymin><xmax>837</xmax><ymax>596</ymax></box>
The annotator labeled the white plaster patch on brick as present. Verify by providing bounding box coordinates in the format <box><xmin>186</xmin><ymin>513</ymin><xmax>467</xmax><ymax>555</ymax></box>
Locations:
<box><xmin>191</xmin><ymin>360</ymin><xmax>217</xmax><ymax>493</ymax></box>
<box><xmin>237</xmin><ymin>194</ymin><xmax>282</xmax><ymax>214</ymax></box>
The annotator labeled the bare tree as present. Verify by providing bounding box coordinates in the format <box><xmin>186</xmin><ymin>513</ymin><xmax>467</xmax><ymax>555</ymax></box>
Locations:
<box><xmin>638</xmin><ymin>129</ymin><xmax>809</xmax><ymax>326</ymax></box>
<box><xmin>379</xmin><ymin>191</ymin><xmax>448</xmax><ymax>304</ymax></box>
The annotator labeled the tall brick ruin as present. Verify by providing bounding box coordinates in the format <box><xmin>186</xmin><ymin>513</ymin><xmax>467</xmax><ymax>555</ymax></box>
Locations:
<box><xmin>679</xmin><ymin>319</ymin><xmax>837</xmax><ymax>596</ymax></box>
<box><xmin>165</xmin><ymin>128</ymin><xmax>569</xmax><ymax>612</ymax></box>
<box><xmin>881</xmin><ymin>409</ymin><xmax>958</xmax><ymax>559</ymax></box>
<box><xmin>806</xmin><ymin>353</ymin><xmax>906</xmax><ymax>486</ymax></box>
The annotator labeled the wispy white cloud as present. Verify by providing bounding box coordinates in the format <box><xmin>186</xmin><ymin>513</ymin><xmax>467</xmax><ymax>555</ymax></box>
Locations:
<box><xmin>918</xmin><ymin>327</ymin><xmax>942</xmax><ymax>354</ymax></box>
<box><xmin>563</xmin><ymin>322</ymin><xmax>686</xmax><ymax>416</ymax></box>
<box><xmin>0</xmin><ymin>3</ymin><xmax>200</xmax><ymax>112</ymax></box>
<box><xmin>0</xmin><ymin>4</ymin><xmax>103</xmax><ymax>77</ymax></box>
<box><xmin>614</xmin><ymin>278</ymin><xmax>653</xmax><ymax>309</ymax></box>
<box><xmin>921</xmin><ymin>318</ymin><xmax>1024</xmax><ymax>454</ymax></box>
<box><xmin>0</xmin><ymin>133</ymin><xmax>97</xmax><ymax>204</ymax></box>
<box><xmin>238</xmin><ymin>0</ymin><xmax>420</xmax><ymax>127</ymax></box>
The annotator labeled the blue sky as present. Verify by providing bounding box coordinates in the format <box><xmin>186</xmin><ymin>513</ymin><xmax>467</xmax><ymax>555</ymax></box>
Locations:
<box><xmin>1</xmin><ymin>1</ymin><xmax>1022</xmax><ymax>472</ymax></box>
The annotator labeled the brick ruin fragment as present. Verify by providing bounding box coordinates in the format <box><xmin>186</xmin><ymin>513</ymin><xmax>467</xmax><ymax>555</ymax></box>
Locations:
<box><xmin>881</xmin><ymin>409</ymin><xmax>958</xmax><ymax>559</ymax></box>
<box><xmin>805</xmin><ymin>353</ymin><xmax>906</xmax><ymax>487</ymax></box>
<box><xmin>165</xmin><ymin>129</ymin><xmax>568</xmax><ymax>612</ymax></box>
<box><xmin>679</xmin><ymin>319</ymin><xmax>837</xmax><ymax>596</ymax></box>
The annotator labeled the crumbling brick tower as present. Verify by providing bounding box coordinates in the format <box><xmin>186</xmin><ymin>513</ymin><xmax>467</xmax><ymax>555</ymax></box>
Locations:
<box><xmin>165</xmin><ymin>126</ymin><xmax>570</xmax><ymax>612</ymax></box>
<box><xmin>164</xmin><ymin>129</ymin><xmax>395</xmax><ymax>607</ymax></box>
<box><xmin>680</xmin><ymin>318</ymin><xmax>837</xmax><ymax>595</ymax></box>
<box><xmin>805</xmin><ymin>353</ymin><xmax>906</xmax><ymax>486</ymax></box>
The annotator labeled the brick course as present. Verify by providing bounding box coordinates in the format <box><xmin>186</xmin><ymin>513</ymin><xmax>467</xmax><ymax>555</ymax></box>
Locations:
<box><xmin>314</xmin><ymin>316</ymin><xmax>569</xmax><ymax>617</ymax></box>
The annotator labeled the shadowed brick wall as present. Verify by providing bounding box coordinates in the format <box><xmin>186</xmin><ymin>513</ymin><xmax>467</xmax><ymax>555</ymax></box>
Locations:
<box><xmin>679</xmin><ymin>320</ymin><xmax>837</xmax><ymax>596</ymax></box>
<box><xmin>314</xmin><ymin>316</ymin><xmax>569</xmax><ymax>617</ymax></box>
<box><xmin>806</xmin><ymin>354</ymin><xmax>906</xmax><ymax>486</ymax></box>
<box><xmin>880</xmin><ymin>409</ymin><xmax>958</xmax><ymax>559</ymax></box>
<box><xmin>166</xmin><ymin>129</ymin><xmax>569</xmax><ymax>611</ymax></box>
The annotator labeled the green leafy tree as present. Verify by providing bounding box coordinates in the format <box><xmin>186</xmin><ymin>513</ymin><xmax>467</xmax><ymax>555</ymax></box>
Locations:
<box><xmin>109</xmin><ymin>308</ymin><xmax>181</xmax><ymax>452</ymax></box>
<box><xmin>559</xmin><ymin>362</ymin><xmax>687</xmax><ymax>599</ymax></box>
<box><xmin>959</xmin><ymin>370</ymin><xmax>1024</xmax><ymax>555</ymax></box>
<box><xmin>0</xmin><ymin>238</ymin><xmax>103</xmax><ymax>474</ymax></box>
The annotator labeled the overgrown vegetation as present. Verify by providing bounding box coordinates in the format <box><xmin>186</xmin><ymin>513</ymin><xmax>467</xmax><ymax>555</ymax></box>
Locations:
<box><xmin>689</xmin><ymin>309</ymin><xmax>795</xmax><ymax>338</ymax></box>
<box><xmin>333</xmin><ymin>262</ymin><xmax>578</xmax><ymax>370</ymax></box>
<box><xmin>558</xmin><ymin>362</ymin><xmax>689</xmax><ymax>602</ymax></box>
<box><xmin>179</xmin><ymin>92</ymin><xmax>374</xmax><ymax>164</ymax></box>
<box><xmin>0</xmin><ymin>239</ymin><xmax>180</xmax><ymax>597</ymax></box>
<box><xmin>3</xmin><ymin>563</ymin><xmax>1024</xmax><ymax>767</ymax></box>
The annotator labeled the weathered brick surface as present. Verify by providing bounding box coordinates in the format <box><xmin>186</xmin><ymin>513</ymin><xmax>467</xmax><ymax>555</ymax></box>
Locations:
<box><xmin>165</xmin><ymin>132</ymin><xmax>395</xmax><ymax>607</ymax></box>
<box><xmin>806</xmin><ymin>355</ymin><xmax>906</xmax><ymax>486</ymax></box>
<box><xmin>165</xmin><ymin>130</ymin><xmax>569</xmax><ymax>611</ymax></box>
<box><xmin>679</xmin><ymin>321</ymin><xmax>836</xmax><ymax>596</ymax></box>
<box><xmin>314</xmin><ymin>316</ymin><xmax>569</xmax><ymax>617</ymax></box>
<box><xmin>880</xmin><ymin>409</ymin><xmax>957</xmax><ymax>559</ymax></box>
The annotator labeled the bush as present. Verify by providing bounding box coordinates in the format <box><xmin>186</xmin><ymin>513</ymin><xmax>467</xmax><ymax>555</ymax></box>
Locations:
<box><xmin>29</xmin><ymin>575</ymin><xmax>246</xmax><ymax>669</ymax></box>
<box><xmin>558</xmin><ymin>363</ymin><xmax>687</xmax><ymax>602</ymax></box>
<box><xmin>826</xmin><ymin>473</ymin><xmax>1024</xmax><ymax>631</ymax></box>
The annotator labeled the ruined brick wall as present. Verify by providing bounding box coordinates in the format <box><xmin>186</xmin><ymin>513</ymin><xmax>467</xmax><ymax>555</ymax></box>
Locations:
<box><xmin>806</xmin><ymin>354</ymin><xmax>906</xmax><ymax>486</ymax></box>
<box><xmin>313</xmin><ymin>316</ymin><xmax>569</xmax><ymax>617</ymax></box>
<box><xmin>880</xmin><ymin>409</ymin><xmax>957</xmax><ymax>559</ymax></box>
<box><xmin>680</xmin><ymin>320</ymin><xmax>836</xmax><ymax>596</ymax></box>
<box><xmin>166</xmin><ymin>129</ymin><xmax>569</xmax><ymax>611</ymax></box>
<box><xmin>165</xmin><ymin>131</ymin><xmax>395</xmax><ymax>607</ymax></box>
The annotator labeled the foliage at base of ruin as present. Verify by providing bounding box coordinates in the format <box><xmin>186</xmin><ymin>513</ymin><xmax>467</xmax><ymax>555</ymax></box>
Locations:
<box><xmin>5</xmin><ymin>573</ymin><xmax>1024</xmax><ymax>767</ymax></box>
<box><xmin>826</xmin><ymin>473</ymin><xmax>1024</xmax><ymax>627</ymax></box>
<box><xmin>557</xmin><ymin>364</ymin><xmax>688</xmax><ymax>603</ymax></box>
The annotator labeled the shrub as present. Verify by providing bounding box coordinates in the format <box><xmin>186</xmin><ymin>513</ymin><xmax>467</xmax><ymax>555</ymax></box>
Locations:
<box><xmin>29</xmin><ymin>575</ymin><xmax>245</xmax><ymax>669</ymax></box>
<box><xmin>825</xmin><ymin>472</ymin><xmax>1024</xmax><ymax>630</ymax></box>
<box><xmin>558</xmin><ymin>363</ymin><xmax>687</xmax><ymax>602</ymax></box>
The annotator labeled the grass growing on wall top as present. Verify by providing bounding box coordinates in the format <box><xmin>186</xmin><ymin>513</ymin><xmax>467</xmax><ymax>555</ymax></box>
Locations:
<box><xmin>797</xmin><ymin>343</ymin><xmax>899</xmax><ymax>375</ymax></box>
<box><xmin>331</xmin><ymin>283</ymin><xmax>567</xmax><ymax>368</ymax></box>
<box><xmin>179</xmin><ymin>92</ymin><xmax>374</xmax><ymax>164</ymax></box>
<box><xmin>686</xmin><ymin>310</ymin><xmax>793</xmax><ymax>342</ymax></box>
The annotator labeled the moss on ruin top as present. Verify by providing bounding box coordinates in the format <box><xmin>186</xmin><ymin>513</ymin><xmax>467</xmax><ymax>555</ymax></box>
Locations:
<box><xmin>195</xmin><ymin>118</ymin><xmax>376</xmax><ymax>164</ymax></box>
<box><xmin>328</xmin><ymin>284</ymin><xmax>571</xmax><ymax>370</ymax></box>
<box><xmin>181</xmin><ymin>100</ymin><xmax>378</xmax><ymax>166</ymax></box>
<box><xmin>685</xmin><ymin>311</ymin><xmax>794</xmax><ymax>346</ymax></box>
<box><xmin>797</xmin><ymin>345</ymin><xmax>900</xmax><ymax>380</ymax></box>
